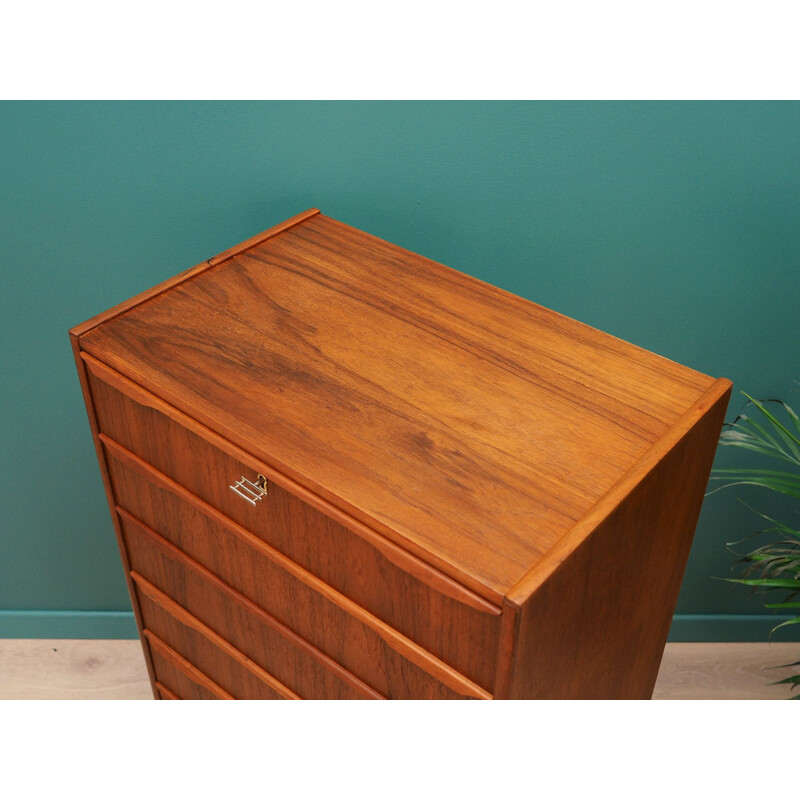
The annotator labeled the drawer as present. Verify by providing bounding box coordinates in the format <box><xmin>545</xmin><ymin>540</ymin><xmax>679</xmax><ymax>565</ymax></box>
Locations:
<box><xmin>136</xmin><ymin>576</ymin><xmax>297</xmax><ymax>700</ymax></box>
<box><xmin>86</xmin><ymin>354</ymin><xmax>502</xmax><ymax>690</ymax></box>
<box><xmin>156</xmin><ymin>683</ymin><xmax>179</xmax><ymax>700</ymax></box>
<box><xmin>120</xmin><ymin>511</ymin><xmax>379</xmax><ymax>700</ymax></box>
<box><xmin>118</xmin><ymin>502</ymin><xmax>486</xmax><ymax>699</ymax></box>
<box><xmin>122</xmin><ymin>510</ymin><xmax>380</xmax><ymax>700</ymax></box>
<box><xmin>147</xmin><ymin>635</ymin><xmax>230</xmax><ymax>700</ymax></box>
<box><xmin>106</xmin><ymin>441</ymin><xmax>488</xmax><ymax>700</ymax></box>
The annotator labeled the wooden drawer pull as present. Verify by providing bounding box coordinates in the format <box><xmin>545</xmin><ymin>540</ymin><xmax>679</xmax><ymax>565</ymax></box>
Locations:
<box><xmin>229</xmin><ymin>474</ymin><xmax>268</xmax><ymax>505</ymax></box>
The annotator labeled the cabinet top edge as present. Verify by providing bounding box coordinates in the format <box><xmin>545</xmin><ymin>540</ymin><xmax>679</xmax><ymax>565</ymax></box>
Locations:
<box><xmin>69</xmin><ymin>208</ymin><xmax>321</xmax><ymax>339</ymax></box>
<box><xmin>506</xmin><ymin>376</ymin><xmax>733</xmax><ymax>605</ymax></box>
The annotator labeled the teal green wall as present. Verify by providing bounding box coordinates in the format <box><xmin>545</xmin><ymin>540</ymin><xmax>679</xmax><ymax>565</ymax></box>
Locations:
<box><xmin>2</xmin><ymin>101</ymin><xmax>798</xmax><ymax>640</ymax></box>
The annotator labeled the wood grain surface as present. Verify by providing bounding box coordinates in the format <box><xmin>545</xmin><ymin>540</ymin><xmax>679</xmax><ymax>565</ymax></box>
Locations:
<box><xmin>121</xmin><ymin>510</ymin><xmax>487</xmax><ymax>700</ymax></box>
<box><xmin>146</xmin><ymin>634</ymin><xmax>232</xmax><ymax>700</ymax></box>
<box><xmin>136</xmin><ymin>579</ymin><xmax>298</xmax><ymax>700</ymax></box>
<box><xmin>68</xmin><ymin>210</ymin><xmax>734</xmax><ymax>700</ymax></box>
<box><xmin>0</xmin><ymin>639</ymin><xmax>151</xmax><ymax>700</ymax></box>
<box><xmin>104</xmin><ymin>438</ymin><xmax>498</xmax><ymax>691</ymax></box>
<box><xmin>69</xmin><ymin>208</ymin><xmax>320</xmax><ymax>338</ymax></box>
<box><xmin>4</xmin><ymin>641</ymin><xmax>798</xmax><ymax>700</ymax></box>
<box><xmin>68</xmin><ymin>334</ymin><xmax>159</xmax><ymax>699</ymax></box>
<box><xmin>654</xmin><ymin>643</ymin><xmax>800</xmax><ymax>700</ymax></box>
<box><xmin>155</xmin><ymin>682</ymin><xmax>179</xmax><ymax>700</ymax></box>
<box><xmin>83</xmin><ymin>351</ymin><xmax>497</xmax><ymax>612</ymax></box>
<box><xmin>87</xmin><ymin>356</ymin><xmax>502</xmax><ymax>685</ymax></box>
<box><xmin>123</xmin><ymin>523</ymin><xmax>382</xmax><ymax>701</ymax></box>
<box><xmin>78</xmin><ymin>211</ymin><xmax>718</xmax><ymax>597</ymax></box>
<box><xmin>502</xmin><ymin>384</ymin><xmax>731</xmax><ymax>699</ymax></box>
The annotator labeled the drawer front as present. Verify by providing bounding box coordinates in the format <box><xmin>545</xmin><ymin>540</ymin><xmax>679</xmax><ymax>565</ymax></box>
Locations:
<box><xmin>120</xmin><ymin>511</ymin><xmax>380</xmax><ymax>700</ymax></box>
<box><xmin>136</xmin><ymin>578</ymin><xmax>296</xmax><ymax>700</ymax></box>
<box><xmin>87</xmin><ymin>355</ymin><xmax>501</xmax><ymax>691</ymax></box>
<box><xmin>107</xmin><ymin>444</ymin><xmax>488</xmax><ymax>700</ymax></box>
<box><xmin>156</xmin><ymin>684</ymin><xmax>179</xmax><ymax>700</ymax></box>
<box><xmin>147</xmin><ymin>639</ymin><xmax>229</xmax><ymax>700</ymax></box>
<box><xmin>118</xmin><ymin>503</ymin><xmax>483</xmax><ymax>700</ymax></box>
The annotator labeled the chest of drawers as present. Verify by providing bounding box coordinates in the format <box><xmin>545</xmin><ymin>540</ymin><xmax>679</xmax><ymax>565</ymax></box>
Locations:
<box><xmin>70</xmin><ymin>208</ymin><xmax>731</xmax><ymax>699</ymax></box>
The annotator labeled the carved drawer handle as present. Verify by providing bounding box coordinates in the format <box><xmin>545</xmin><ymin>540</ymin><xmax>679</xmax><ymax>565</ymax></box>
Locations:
<box><xmin>229</xmin><ymin>474</ymin><xmax>268</xmax><ymax>505</ymax></box>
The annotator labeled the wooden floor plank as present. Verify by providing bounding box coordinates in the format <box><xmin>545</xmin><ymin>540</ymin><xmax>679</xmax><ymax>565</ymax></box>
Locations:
<box><xmin>652</xmin><ymin>642</ymin><xmax>799</xmax><ymax>700</ymax></box>
<box><xmin>0</xmin><ymin>640</ymin><xmax>797</xmax><ymax>699</ymax></box>
<box><xmin>0</xmin><ymin>639</ymin><xmax>152</xmax><ymax>700</ymax></box>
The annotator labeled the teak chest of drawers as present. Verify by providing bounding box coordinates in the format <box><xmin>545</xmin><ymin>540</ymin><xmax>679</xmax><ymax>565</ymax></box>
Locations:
<box><xmin>70</xmin><ymin>209</ymin><xmax>731</xmax><ymax>700</ymax></box>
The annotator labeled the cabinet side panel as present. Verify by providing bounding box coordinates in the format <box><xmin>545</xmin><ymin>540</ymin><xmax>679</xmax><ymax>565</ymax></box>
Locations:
<box><xmin>506</xmin><ymin>385</ymin><xmax>730</xmax><ymax>699</ymax></box>
<box><xmin>69</xmin><ymin>333</ymin><xmax>159</xmax><ymax>699</ymax></box>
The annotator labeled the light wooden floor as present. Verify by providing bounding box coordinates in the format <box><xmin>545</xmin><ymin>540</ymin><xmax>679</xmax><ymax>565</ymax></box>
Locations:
<box><xmin>0</xmin><ymin>639</ymin><xmax>797</xmax><ymax>699</ymax></box>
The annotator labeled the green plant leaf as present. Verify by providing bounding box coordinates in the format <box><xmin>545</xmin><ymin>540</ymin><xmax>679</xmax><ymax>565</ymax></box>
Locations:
<box><xmin>717</xmin><ymin>393</ymin><xmax>800</xmax><ymax>467</ymax></box>
<box><xmin>744</xmin><ymin>551</ymin><xmax>800</xmax><ymax>564</ymax></box>
<box><xmin>716</xmin><ymin>431</ymin><xmax>796</xmax><ymax>464</ymax></box>
<box><xmin>747</xmin><ymin>540</ymin><xmax>800</xmax><ymax>553</ymax></box>
<box><xmin>734</xmin><ymin>412</ymin><xmax>785</xmax><ymax>452</ymax></box>
<box><xmin>724</xmin><ymin>412</ymin><xmax>787</xmax><ymax>453</ymax></box>
<box><xmin>770</xmin><ymin>674</ymin><xmax>800</xmax><ymax>685</ymax></box>
<box><xmin>714</xmin><ymin>389</ymin><xmax>800</xmax><ymax>698</ymax></box>
<box><xmin>738</xmin><ymin>543</ymin><xmax>800</xmax><ymax>559</ymax></box>
<box><xmin>742</xmin><ymin>560</ymin><xmax>800</xmax><ymax>582</ymax></box>
<box><xmin>706</xmin><ymin>476</ymin><xmax>800</xmax><ymax>499</ymax></box>
<box><xmin>711</xmin><ymin>468</ymin><xmax>800</xmax><ymax>480</ymax></box>
<box><xmin>755</xmin><ymin>564</ymin><xmax>800</xmax><ymax>580</ymax></box>
<box><xmin>743</xmin><ymin>393</ymin><xmax>800</xmax><ymax>454</ymax></box>
<box><xmin>738</xmin><ymin>499</ymin><xmax>795</xmax><ymax>525</ymax></box>
<box><xmin>722</xmin><ymin>501</ymin><xmax>800</xmax><ymax>539</ymax></box>
<box><xmin>717</xmin><ymin>427</ymin><xmax>799</xmax><ymax>464</ymax></box>
<box><xmin>770</xmin><ymin>616</ymin><xmax>800</xmax><ymax>633</ymax></box>
<box><xmin>723</xmin><ymin>577</ymin><xmax>800</xmax><ymax>589</ymax></box>
<box><xmin>783</xmin><ymin>400</ymin><xmax>800</xmax><ymax>436</ymax></box>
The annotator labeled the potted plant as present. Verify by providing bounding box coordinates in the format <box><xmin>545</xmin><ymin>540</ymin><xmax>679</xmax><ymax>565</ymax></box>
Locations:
<box><xmin>709</xmin><ymin>390</ymin><xmax>800</xmax><ymax>697</ymax></box>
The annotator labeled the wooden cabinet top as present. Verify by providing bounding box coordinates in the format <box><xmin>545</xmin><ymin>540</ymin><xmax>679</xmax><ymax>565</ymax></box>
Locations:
<box><xmin>73</xmin><ymin>209</ymin><xmax>730</xmax><ymax>604</ymax></box>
